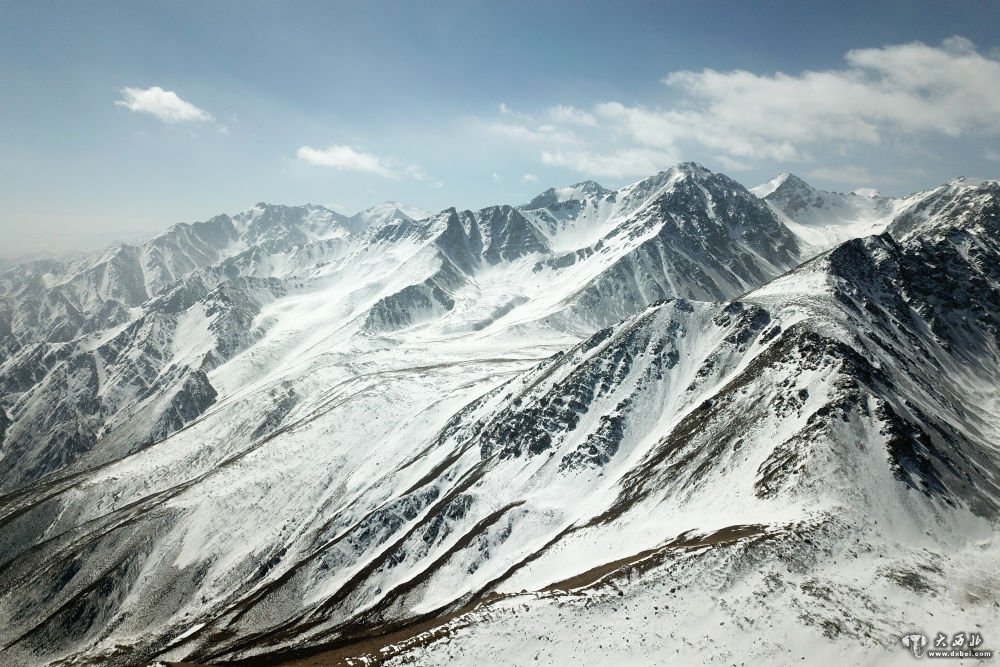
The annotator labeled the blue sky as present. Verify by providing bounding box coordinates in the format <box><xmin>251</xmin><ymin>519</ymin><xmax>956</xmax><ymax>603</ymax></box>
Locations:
<box><xmin>1</xmin><ymin>0</ymin><xmax>999</xmax><ymax>256</ymax></box>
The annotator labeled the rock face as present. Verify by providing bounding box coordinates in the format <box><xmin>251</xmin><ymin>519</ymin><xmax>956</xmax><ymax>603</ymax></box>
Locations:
<box><xmin>0</xmin><ymin>165</ymin><xmax>997</xmax><ymax>667</ymax></box>
<box><xmin>567</xmin><ymin>165</ymin><xmax>802</xmax><ymax>326</ymax></box>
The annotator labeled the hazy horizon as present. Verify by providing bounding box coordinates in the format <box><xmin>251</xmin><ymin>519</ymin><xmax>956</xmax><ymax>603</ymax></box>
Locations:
<box><xmin>0</xmin><ymin>164</ymin><xmax>980</xmax><ymax>264</ymax></box>
<box><xmin>2</xmin><ymin>0</ymin><xmax>999</xmax><ymax>257</ymax></box>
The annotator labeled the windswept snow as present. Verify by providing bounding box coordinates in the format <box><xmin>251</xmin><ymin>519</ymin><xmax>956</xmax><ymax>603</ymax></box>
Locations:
<box><xmin>753</xmin><ymin>172</ymin><xmax>900</xmax><ymax>251</ymax></box>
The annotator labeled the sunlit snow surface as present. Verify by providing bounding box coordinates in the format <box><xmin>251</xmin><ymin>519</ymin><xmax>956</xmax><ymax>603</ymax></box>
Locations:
<box><xmin>0</xmin><ymin>166</ymin><xmax>998</xmax><ymax>666</ymax></box>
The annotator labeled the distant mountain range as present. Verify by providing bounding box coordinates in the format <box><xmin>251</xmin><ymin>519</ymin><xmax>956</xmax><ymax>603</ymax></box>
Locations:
<box><xmin>0</xmin><ymin>164</ymin><xmax>997</xmax><ymax>666</ymax></box>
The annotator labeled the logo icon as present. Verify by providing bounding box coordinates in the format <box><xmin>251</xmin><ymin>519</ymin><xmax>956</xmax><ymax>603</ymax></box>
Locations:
<box><xmin>902</xmin><ymin>634</ymin><xmax>929</xmax><ymax>658</ymax></box>
<box><xmin>900</xmin><ymin>630</ymin><xmax>992</xmax><ymax>659</ymax></box>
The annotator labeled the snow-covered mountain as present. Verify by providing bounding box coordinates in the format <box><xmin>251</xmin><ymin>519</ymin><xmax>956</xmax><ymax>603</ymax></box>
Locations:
<box><xmin>0</xmin><ymin>165</ymin><xmax>997</xmax><ymax>666</ymax></box>
<box><xmin>753</xmin><ymin>172</ymin><xmax>900</xmax><ymax>251</ymax></box>
<box><xmin>348</xmin><ymin>201</ymin><xmax>432</xmax><ymax>232</ymax></box>
<box><xmin>0</xmin><ymin>164</ymin><xmax>807</xmax><ymax>495</ymax></box>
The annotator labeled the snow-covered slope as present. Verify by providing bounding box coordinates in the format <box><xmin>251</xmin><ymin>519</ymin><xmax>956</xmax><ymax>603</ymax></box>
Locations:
<box><xmin>0</xmin><ymin>167</ymin><xmax>997</xmax><ymax>666</ymax></box>
<box><xmin>753</xmin><ymin>172</ymin><xmax>900</xmax><ymax>251</ymax></box>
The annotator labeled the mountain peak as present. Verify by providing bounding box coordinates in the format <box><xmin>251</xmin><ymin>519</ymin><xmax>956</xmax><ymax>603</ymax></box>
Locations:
<box><xmin>888</xmin><ymin>176</ymin><xmax>1000</xmax><ymax>240</ymax></box>
<box><xmin>372</xmin><ymin>200</ymin><xmax>415</xmax><ymax>212</ymax></box>
<box><xmin>348</xmin><ymin>201</ymin><xmax>433</xmax><ymax>230</ymax></box>
<box><xmin>672</xmin><ymin>161</ymin><xmax>712</xmax><ymax>176</ymax></box>
<box><xmin>621</xmin><ymin>162</ymin><xmax>721</xmax><ymax>201</ymax></box>
<box><xmin>522</xmin><ymin>180</ymin><xmax>612</xmax><ymax>210</ymax></box>
<box><xmin>568</xmin><ymin>180</ymin><xmax>610</xmax><ymax>195</ymax></box>
<box><xmin>750</xmin><ymin>172</ymin><xmax>814</xmax><ymax>199</ymax></box>
<box><xmin>948</xmin><ymin>176</ymin><xmax>998</xmax><ymax>189</ymax></box>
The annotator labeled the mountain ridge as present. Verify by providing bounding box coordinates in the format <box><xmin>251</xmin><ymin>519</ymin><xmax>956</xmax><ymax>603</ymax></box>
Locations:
<box><xmin>0</xmin><ymin>163</ymin><xmax>997</xmax><ymax>666</ymax></box>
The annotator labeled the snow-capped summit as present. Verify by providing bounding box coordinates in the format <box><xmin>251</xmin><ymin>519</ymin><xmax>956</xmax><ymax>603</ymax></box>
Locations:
<box><xmin>520</xmin><ymin>162</ymin><xmax>778</xmax><ymax>255</ymax></box>
<box><xmin>232</xmin><ymin>202</ymin><xmax>350</xmax><ymax>249</ymax></box>
<box><xmin>751</xmin><ymin>172</ymin><xmax>832</xmax><ymax>212</ymax></box>
<box><xmin>568</xmin><ymin>179</ymin><xmax>610</xmax><ymax>195</ymax></box>
<box><xmin>889</xmin><ymin>176</ymin><xmax>1000</xmax><ymax>240</ymax></box>
<box><xmin>348</xmin><ymin>201</ymin><xmax>432</xmax><ymax>231</ymax></box>
<box><xmin>520</xmin><ymin>179</ymin><xmax>612</xmax><ymax>211</ymax></box>
<box><xmin>753</xmin><ymin>172</ymin><xmax>897</xmax><ymax>251</ymax></box>
<box><xmin>749</xmin><ymin>171</ymin><xmax>802</xmax><ymax>199</ymax></box>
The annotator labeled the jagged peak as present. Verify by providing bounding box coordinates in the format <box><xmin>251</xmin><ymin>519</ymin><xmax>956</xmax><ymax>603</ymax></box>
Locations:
<box><xmin>620</xmin><ymin>162</ymin><xmax>732</xmax><ymax>202</ymax></box>
<box><xmin>249</xmin><ymin>201</ymin><xmax>315</xmax><ymax>213</ymax></box>
<box><xmin>889</xmin><ymin>176</ymin><xmax>1000</xmax><ymax>240</ymax></box>
<box><xmin>755</xmin><ymin>173</ymin><xmax>892</xmax><ymax>203</ymax></box>
<box><xmin>522</xmin><ymin>180</ymin><xmax>613</xmax><ymax>211</ymax></box>
<box><xmin>567</xmin><ymin>179</ymin><xmax>611</xmax><ymax>195</ymax></box>
<box><xmin>352</xmin><ymin>200</ymin><xmax>432</xmax><ymax>223</ymax></box>
<box><xmin>671</xmin><ymin>161</ymin><xmax>713</xmax><ymax>176</ymax></box>
<box><xmin>751</xmin><ymin>172</ymin><xmax>814</xmax><ymax>199</ymax></box>
<box><xmin>630</xmin><ymin>162</ymin><xmax>719</xmax><ymax>188</ymax></box>
<box><xmin>636</xmin><ymin>162</ymin><xmax>719</xmax><ymax>186</ymax></box>
<box><xmin>238</xmin><ymin>202</ymin><xmax>343</xmax><ymax>222</ymax></box>
<box><xmin>946</xmin><ymin>176</ymin><xmax>1000</xmax><ymax>190</ymax></box>
<box><xmin>477</xmin><ymin>203</ymin><xmax>519</xmax><ymax>215</ymax></box>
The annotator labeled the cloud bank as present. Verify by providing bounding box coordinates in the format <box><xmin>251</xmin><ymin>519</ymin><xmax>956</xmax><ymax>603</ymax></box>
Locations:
<box><xmin>477</xmin><ymin>37</ymin><xmax>1000</xmax><ymax>179</ymax></box>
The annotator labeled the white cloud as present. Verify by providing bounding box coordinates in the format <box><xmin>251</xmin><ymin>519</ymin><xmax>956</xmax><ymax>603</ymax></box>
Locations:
<box><xmin>492</xmin><ymin>172</ymin><xmax>502</xmax><ymax>182</ymax></box>
<box><xmin>479</xmin><ymin>37</ymin><xmax>1000</xmax><ymax>180</ymax></box>
<box><xmin>115</xmin><ymin>86</ymin><xmax>212</xmax><ymax>123</ymax></box>
<box><xmin>805</xmin><ymin>165</ymin><xmax>875</xmax><ymax>185</ymax></box>
<box><xmin>638</xmin><ymin>36</ymin><xmax>1000</xmax><ymax>161</ymax></box>
<box><xmin>401</xmin><ymin>164</ymin><xmax>430</xmax><ymax>181</ymax></box>
<box><xmin>541</xmin><ymin>147</ymin><xmax>678</xmax><ymax>179</ymax></box>
<box><xmin>548</xmin><ymin>105</ymin><xmax>597</xmax><ymax>127</ymax></box>
<box><xmin>521</xmin><ymin>173</ymin><xmax>539</xmax><ymax>182</ymax></box>
<box><xmin>499</xmin><ymin>102</ymin><xmax>536</xmax><ymax>120</ymax></box>
<box><xmin>297</xmin><ymin>145</ymin><xmax>394</xmax><ymax>177</ymax></box>
<box><xmin>484</xmin><ymin>122</ymin><xmax>578</xmax><ymax>145</ymax></box>
<box><xmin>296</xmin><ymin>145</ymin><xmax>426</xmax><ymax>180</ymax></box>
<box><xmin>594</xmin><ymin>100</ymin><xmax>801</xmax><ymax>162</ymax></box>
<box><xmin>714</xmin><ymin>156</ymin><xmax>752</xmax><ymax>172</ymax></box>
